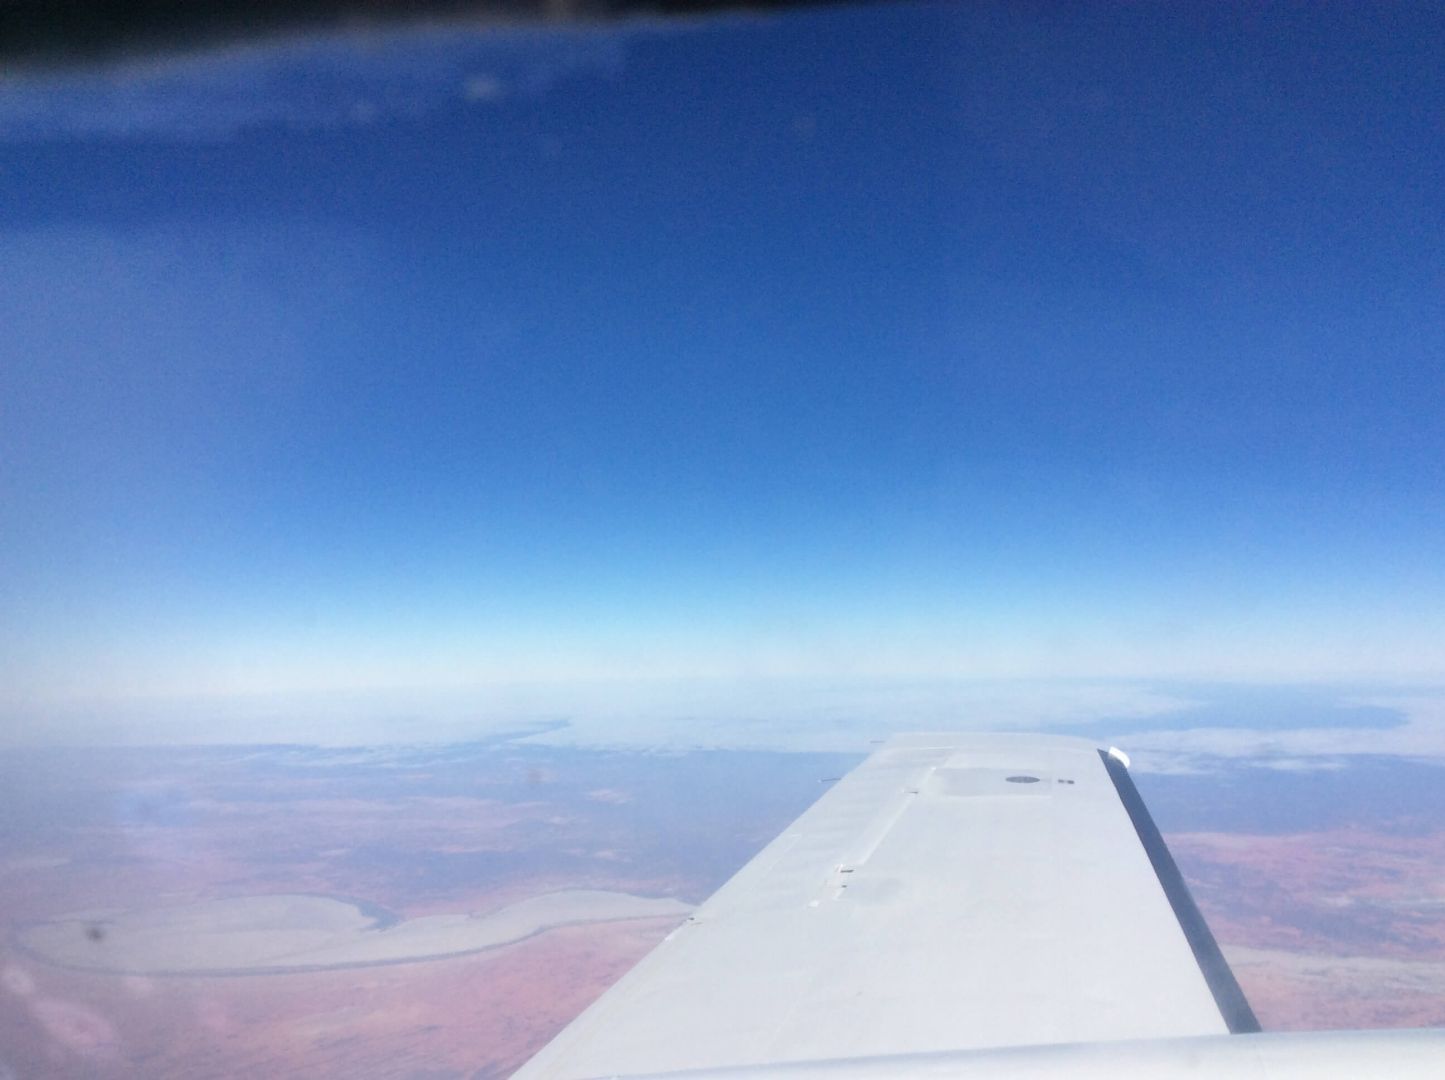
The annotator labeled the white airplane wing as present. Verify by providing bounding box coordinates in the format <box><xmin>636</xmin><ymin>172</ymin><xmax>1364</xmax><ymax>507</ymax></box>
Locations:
<box><xmin>514</xmin><ymin>733</ymin><xmax>1440</xmax><ymax>1078</ymax></box>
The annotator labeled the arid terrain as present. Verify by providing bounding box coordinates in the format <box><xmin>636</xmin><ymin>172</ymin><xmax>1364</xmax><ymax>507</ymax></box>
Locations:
<box><xmin>2</xmin><ymin>741</ymin><xmax>1442</xmax><ymax>1076</ymax></box>
<box><xmin>0</xmin><ymin>740</ymin><xmax>853</xmax><ymax>1077</ymax></box>
<box><xmin>1142</xmin><ymin>754</ymin><xmax>1445</xmax><ymax>1032</ymax></box>
<box><xmin>1174</xmin><ymin>827</ymin><xmax>1445</xmax><ymax>1030</ymax></box>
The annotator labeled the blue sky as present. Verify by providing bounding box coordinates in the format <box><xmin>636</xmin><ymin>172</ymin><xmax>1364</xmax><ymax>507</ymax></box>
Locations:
<box><xmin>2</xmin><ymin>4</ymin><xmax>1444</xmax><ymax>739</ymax></box>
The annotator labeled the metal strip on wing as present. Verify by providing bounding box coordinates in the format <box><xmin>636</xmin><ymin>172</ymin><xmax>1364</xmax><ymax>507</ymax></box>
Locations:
<box><xmin>1097</xmin><ymin>748</ymin><xmax>1262</xmax><ymax>1034</ymax></box>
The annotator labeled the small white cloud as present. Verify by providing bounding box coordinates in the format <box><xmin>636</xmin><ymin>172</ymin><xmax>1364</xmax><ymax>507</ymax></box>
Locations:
<box><xmin>586</xmin><ymin>788</ymin><xmax>632</xmax><ymax>805</ymax></box>
<box><xmin>1247</xmin><ymin>756</ymin><xmax>1349</xmax><ymax>773</ymax></box>
<box><xmin>0</xmin><ymin>964</ymin><xmax>36</xmax><ymax>998</ymax></box>
<box><xmin>463</xmin><ymin>73</ymin><xmax>505</xmax><ymax>102</ymax></box>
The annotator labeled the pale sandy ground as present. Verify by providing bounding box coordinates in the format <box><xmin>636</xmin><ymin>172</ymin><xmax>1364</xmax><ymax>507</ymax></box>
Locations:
<box><xmin>1226</xmin><ymin>944</ymin><xmax>1445</xmax><ymax>1029</ymax></box>
<box><xmin>19</xmin><ymin>889</ymin><xmax>691</xmax><ymax>975</ymax></box>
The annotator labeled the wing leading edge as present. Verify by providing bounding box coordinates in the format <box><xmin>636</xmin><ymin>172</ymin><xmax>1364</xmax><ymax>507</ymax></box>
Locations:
<box><xmin>516</xmin><ymin>733</ymin><xmax>1257</xmax><ymax>1078</ymax></box>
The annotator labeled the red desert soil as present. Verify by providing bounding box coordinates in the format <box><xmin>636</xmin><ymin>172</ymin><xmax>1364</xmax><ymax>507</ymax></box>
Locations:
<box><xmin>1167</xmin><ymin>827</ymin><xmax>1445</xmax><ymax>1031</ymax></box>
